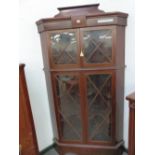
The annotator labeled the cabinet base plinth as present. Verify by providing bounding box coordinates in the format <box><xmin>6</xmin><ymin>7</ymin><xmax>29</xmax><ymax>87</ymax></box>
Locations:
<box><xmin>55</xmin><ymin>141</ymin><xmax>124</xmax><ymax>155</ymax></box>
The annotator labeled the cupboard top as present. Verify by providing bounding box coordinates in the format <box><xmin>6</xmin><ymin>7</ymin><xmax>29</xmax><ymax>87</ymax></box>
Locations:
<box><xmin>36</xmin><ymin>4</ymin><xmax>128</xmax><ymax>33</ymax></box>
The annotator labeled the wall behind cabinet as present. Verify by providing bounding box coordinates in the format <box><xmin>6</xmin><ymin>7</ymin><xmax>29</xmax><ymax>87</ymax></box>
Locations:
<box><xmin>19</xmin><ymin>0</ymin><xmax>134</xmax><ymax>151</ymax></box>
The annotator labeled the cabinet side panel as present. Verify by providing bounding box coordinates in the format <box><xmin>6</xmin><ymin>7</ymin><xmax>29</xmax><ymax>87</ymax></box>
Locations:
<box><xmin>114</xmin><ymin>26</ymin><xmax>126</xmax><ymax>142</ymax></box>
<box><xmin>40</xmin><ymin>32</ymin><xmax>50</xmax><ymax>69</ymax></box>
<box><xmin>115</xmin><ymin>26</ymin><xmax>125</xmax><ymax>68</ymax></box>
<box><xmin>44</xmin><ymin>71</ymin><xmax>59</xmax><ymax>139</ymax></box>
<box><xmin>115</xmin><ymin>69</ymin><xmax>124</xmax><ymax>142</ymax></box>
<box><xmin>39</xmin><ymin>32</ymin><xmax>59</xmax><ymax>139</ymax></box>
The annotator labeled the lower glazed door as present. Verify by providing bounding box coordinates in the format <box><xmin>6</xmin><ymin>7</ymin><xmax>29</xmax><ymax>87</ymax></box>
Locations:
<box><xmin>83</xmin><ymin>70</ymin><xmax>115</xmax><ymax>144</ymax></box>
<box><xmin>52</xmin><ymin>70</ymin><xmax>115</xmax><ymax>144</ymax></box>
<box><xmin>53</xmin><ymin>72</ymin><xmax>83</xmax><ymax>143</ymax></box>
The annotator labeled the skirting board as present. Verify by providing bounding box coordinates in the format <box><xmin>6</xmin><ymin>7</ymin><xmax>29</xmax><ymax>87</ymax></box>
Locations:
<box><xmin>39</xmin><ymin>143</ymin><xmax>128</xmax><ymax>154</ymax></box>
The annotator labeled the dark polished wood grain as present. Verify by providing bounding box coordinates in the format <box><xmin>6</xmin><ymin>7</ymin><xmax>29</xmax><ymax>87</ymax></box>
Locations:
<box><xmin>126</xmin><ymin>92</ymin><xmax>135</xmax><ymax>155</ymax></box>
<box><xmin>36</xmin><ymin>4</ymin><xmax>128</xmax><ymax>33</ymax></box>
<box><xmin>57</xmin><ymin>140</ymin><xmax>124</xmax><ymax>155</ymax></box>
<box><xmin>19</xmin><ymin>64</ymin><xmax>39</xmax><ymax>155</ymax></box>
<box><xmin>37</xmin><ymin>4</ymin><xmax>128</xmax><ymax>155</ymax></box>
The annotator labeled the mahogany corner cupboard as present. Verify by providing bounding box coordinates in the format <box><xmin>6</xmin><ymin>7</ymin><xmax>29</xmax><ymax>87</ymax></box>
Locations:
<box><xmin>36</xmin><ymin>4</ymin><xmax>128</xmax><ymax>155</ymax></box>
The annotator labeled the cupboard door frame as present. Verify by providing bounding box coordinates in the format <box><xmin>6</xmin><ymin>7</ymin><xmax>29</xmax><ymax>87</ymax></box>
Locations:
<box><xmin>51</xmin><ymin>70</ymin><xmax>116</xmax><ymax>145</ymax></box>
<box><xmin>51</xmin><ymin>71</ymin><xmax>86</xmax><ymax>144</ymax></box>
<box><xmin>80</xmin><ymin>26</ymin><xmax>116</xmax><ymax>68</ymax></box>
<box><xmin>47</xmin><ymin>29</ymin><xmax>81</xmax><ymax>69</ymax></box>
<box><xmin>82</xmin><ymin>70</ymin><xmax>116</xmax><ymax>145</ymax></box>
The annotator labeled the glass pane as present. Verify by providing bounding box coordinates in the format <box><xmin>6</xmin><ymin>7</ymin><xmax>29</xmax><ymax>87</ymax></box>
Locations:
<box><xmin>83</xmin><ymin>29</ymin><xmax>112</xmax><ymax>64</ymax></box>
<box><xmin>56</xmin><ymin>75</ymin><xmax>82</xmax><ymax>141</ymax></box>
<box><xmin>87</xmin><ymin>74</ymin><xmax>112</xmax><ymax>141</ymax></box>
<box><xmin>50</xmin><ymin>32</ymin><xmax>78</xmax><ymax>64</ymax></box>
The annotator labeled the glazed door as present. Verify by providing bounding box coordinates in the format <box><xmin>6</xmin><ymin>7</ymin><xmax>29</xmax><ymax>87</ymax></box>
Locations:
<box><xmin>80</xmin><ymin>26</ymin><xmax>115</xmax><ymax>67</ymax></box>
<box><xmin>52</xmin><ymin>71</ymin><xmax>115</xmax><ymax>144</ymax></box>
<box><xmin>48</xmin><ymin>27</ymin><xmax>115</xmax><ymax>69</ymax></box>
<box><xmin>48</xmin><ymin>29</ymin><xmax>80</xmax><ymax>69</ymax></box>
<box><xmin>50</xmin><ymin>27</ymin><xmax>116</xmax><ymax>144</ymax></box>
<box><xmin>53</xmin><ymin>72</ymin><xmax>84</xmax><ymax>143</ymax></box>
<box><xmin>84</xmin><ymin>71</ymin><xmax>115</xmax><ymax>144</ymax></box>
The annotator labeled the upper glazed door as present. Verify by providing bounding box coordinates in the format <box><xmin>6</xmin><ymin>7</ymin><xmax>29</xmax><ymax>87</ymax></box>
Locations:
<box><xmin>48</xmin><ymin>29</ymin><xmax>80</xmax><ymax>69</ymax></box>
<box><xmin>48</xmin><ymin>26</ymin><xmax>115</xmax><ymax>69</ymax></box>
<box><xmin>80</xmin><ymin>26</ymin><xmax>115</xmax><ymax>67</ymax></box>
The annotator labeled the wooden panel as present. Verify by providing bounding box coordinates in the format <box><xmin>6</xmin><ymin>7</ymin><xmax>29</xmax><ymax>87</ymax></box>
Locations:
<box><xmin>126</xmin><ymin>92</ymin><xmax>135</xmax><ymax>155</ymax></box>
<box><xmin>114</xmin><ymin>26</ymin><xmax>126</xmax><ymax>68</ymax></box>
<box><xmin>115</xmin><ymin>69</ymin><xmax>124</xmax><ymax>142</ymax></box>
<box><xmin>36</xmin><ymin>4</ymin><xmax>128</xmax><ymax>32</ymax></box>
<box><xmin>56</xmin><ymin>140</ymin><xmax>123</xmax><ymax>155</ymax></box>
<box><xmin>55</xmin><ymin>4</ymin><xmax>104</xmax><ymax>18</ymax></box>
<box><xmin>39</xmin><ymin>32</ymin><xmax>60</xmax><ymax>139</ymax></box>
<box><xmin>37</xmin><ymin>20</ymin><xmax>72</xmax><ymax>33</ymax></box>
<box><xmin>19</xmin><ymin>64</ymin><xmax>39</xmax><ymax>155</ymax></box>
<box><xmin>87</xmin><ymin>16</ymin><xmax>127</xmax><ymax>27</ymax></box>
